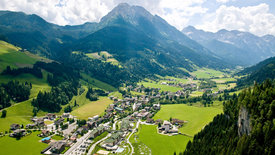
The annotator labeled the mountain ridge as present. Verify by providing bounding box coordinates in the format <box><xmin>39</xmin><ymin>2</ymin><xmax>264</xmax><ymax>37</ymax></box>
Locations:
<box><xmin>182</xmin><ymin>26</ymin><xmax>275</xmax><ymax>66</ymax></box>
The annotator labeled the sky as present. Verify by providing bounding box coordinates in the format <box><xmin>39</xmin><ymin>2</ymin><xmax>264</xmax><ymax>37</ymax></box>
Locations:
<box><xmin>0</xmin><ymin>0</ymin><xmax>275</xmax><ymax>36</ymax></box>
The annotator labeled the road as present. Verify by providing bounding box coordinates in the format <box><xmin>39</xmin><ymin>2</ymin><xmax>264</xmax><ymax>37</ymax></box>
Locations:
<box><xmin>127</xmin><ymin>119</ymin><xmax>141</xmax><ymax>155</ymax></box>
<box><xmin>87</xmin><ymin>133</ymin><xmax>111</xmax><ymax>155</ymax></box>
<box><xmin>64</xmin><ymin>130</ymin><xmax>92</xmax><ymax>155</ymax></box>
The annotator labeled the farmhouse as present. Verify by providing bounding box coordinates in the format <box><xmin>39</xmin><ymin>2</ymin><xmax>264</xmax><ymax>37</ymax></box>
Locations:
<box><xmin>158</xmin><ymin>120</ymin><xmax>179</xmax><ymax>134</ymax></box>
<box><xmin>50</xmin><ymin>141</ymin><xmax>66</xmax><ymax>154</ymax></box>
<box><xmin>62</xmin><ymin>113</ymin><xmax>70</xmax><ymax>118</ymax></box>
<box><xmin>10</xmin><ymin>124</ymin><xmax>20</xmax><ymax>130</ymax></box>
<box><xmin>9</xmin><ymin>129</ymin><xmax>26</xmax><ymax>137</ymax></box>
<box><xmin>46</xmin><ymin>113</ymin><xmax>56</xmax><ymax>120</ymax></box>
<box><xmin>26</xmin><ymin>124</ymin><xmax>36</xmax><ymax>129</ymax></box>
<box><xmin>171</xmin><ymin>118</ymin><xmax>184</xmax><ymax>127</ymax></box>
<box><xmin>146</xmin><ymin>118</ymin><xmax>155</xmax><ymax>124</ymax></box>
<box><xmin>39</xmin><ymin>130</ymin><xmax>50</xmax><ymax>137</ymax></box>
<box><xmin>54</xmin><ymin>118</ymin><xmax>64</xmax><ymax>126</ymax></box>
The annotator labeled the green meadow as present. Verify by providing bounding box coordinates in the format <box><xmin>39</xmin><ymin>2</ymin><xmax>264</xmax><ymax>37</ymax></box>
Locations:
<box><xmin>191</xmin><ymin>68</ymin><xmax>224</xmax><ymax>79</ymax></box>
<box><xmin>153</xmin><ymin>104</ymin><xmax>223</xmax><ymax>136</ymax></box>
<box><xmin>130</xmin><ymin>125</ymin><xmax>192</xmax><ymax>155</ymax></box>
<box><xmin>81</xmin><ymin>73</ymin><xmax>116</xmax><ymax>91</ymax></box>
<box><xmin>0</xmin><ymin>131</ymin><xmax>48</xmax><ymax>155</ymax></box>
<box><xmin>71</xmin><ymin>93</ymin><xmax>113</xmax><ymax>119</ymax></box>
<box><xmin>138</xmin><ymin>81</ymin><xmax>182</xmax><ymax>92</ymax></box>
<box><xmin>0</xmin><ymin>40</ymin><xmax>50</xmax><ymax>72</ymax></box>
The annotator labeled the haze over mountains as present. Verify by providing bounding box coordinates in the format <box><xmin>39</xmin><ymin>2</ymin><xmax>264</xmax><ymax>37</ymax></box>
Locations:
<box><xmin>182</xmin><ymin>26</ymin><xmax>275</xmax><ymax>66</ymax></box>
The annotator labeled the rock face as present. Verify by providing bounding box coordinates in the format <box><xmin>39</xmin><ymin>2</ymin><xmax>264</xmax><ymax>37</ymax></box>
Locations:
<box><xmin>238</xmin><ymin>107</ymin><xmax>251</xmax><ymax>136</ymax></box>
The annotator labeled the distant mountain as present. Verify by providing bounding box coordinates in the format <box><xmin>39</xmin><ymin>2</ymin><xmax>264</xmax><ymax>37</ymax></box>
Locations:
<box><xmin>72</xmin><ymin>3</ymin><xmax>231</xmax><ymax>76</ymax></box>
<box><xmin>0</xmin><ymin>4</ymin><xmax>234</xmax><ymax>81</ymax></box>
<box><xmin>182</xmin><ymin>26</ymin><xmax>275</xmax><ymax>66</ymax></box>
<box><xmin>237</xmin><ymin>56</ymin><xmax>275</xmax><ymax>87</ymax></box>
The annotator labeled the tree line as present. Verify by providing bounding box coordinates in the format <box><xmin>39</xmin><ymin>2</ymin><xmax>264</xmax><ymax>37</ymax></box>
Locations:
<box><xmin>182</xmin><ymin>79</ymin><xmax>275</xmax><ymax>155</ymax></box>
<box><xmin>0</xmin><ymin>81</ymin><xmax>31</xmax><ymax>110</ymax></box>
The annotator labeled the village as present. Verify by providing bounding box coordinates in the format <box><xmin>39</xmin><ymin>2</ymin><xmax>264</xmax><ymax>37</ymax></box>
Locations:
<box><xmin>4</xmin><ymin>82</ymin><xmax>202</xmax><ymax>155</ymax></box>
<box><xmin>3</xmin><ymin>73</ymin><xmax>232</xmax><ymax>155</ymax></box>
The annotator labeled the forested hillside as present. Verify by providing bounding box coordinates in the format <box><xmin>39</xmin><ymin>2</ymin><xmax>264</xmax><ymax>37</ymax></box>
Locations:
<box><xmin>0</xmin><ymin>4</ymin><xmax>234</xmax><ymax>88</ymax></box>
<box><xmin>237</xmin><ymin>57</ymin><xmax>275</xmax><ymax>87</ymax></box>
<box><xmin>183</xmin><ymin>80</ymin><xmax>275</xmax><ymax>155</ymax></box>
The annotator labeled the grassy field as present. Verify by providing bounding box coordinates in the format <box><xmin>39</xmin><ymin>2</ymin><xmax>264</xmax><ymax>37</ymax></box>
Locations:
<box><xmin>0</xmin><ymin>40</ymin><xmax>50</xmax><ymax>72</ymax></box>
<box><xmin>80</xmin><ymin>73</ymin><xmax>116</xmax><ymax>91</ymax></box>
<box><xmin>71</xmin><ymin>96</ymin><xmax>113</xmax><ymax>119</ymax></box>
<box><xmin>190</xmin><ymin>91</ymin><xmax>203</xmax><ymax>97</ymax></box>
<box><xmin>108</xmin><ymin>91</ymin><xmax>123</xmax><ymax>99</ymax></box>
<box><xmin>212</xmin><ymin>77</ymin><xmax>236</xmax><ymax>83</ymax></box>
<box><xmin>191</xmin><ymin>68</ymin><xmax>225</xmax><ymax>79</ymax></box>
<box><xmin>139</xmin><ymin>81</ymin><xmax>182</xmax><ymax>92</ymax></box>
<box><xmin>86</xmin><ymin>51</ymin><xmax>120</xmax><ymax>66</ymax></box>
<box><xmin>130</xmin><ymin>125</ymin><xmax>192</xmax><ymax>155</ymax></box>
<box><xmin>51</xmin><ymin>135</ymin><xmax>64</xmax><ymax>140</ymax></box>
<box><xmin>153</xmin><ymin>104</ymin><xmax>223</xmax><ymax>136</ymax></box>
<box><xmin>0</xmin><ymin>81</ymin><xmax>51</xmax><ymax>132</ymax></box>
<box><xmin>0</xmin><ymin>131</ymin><xmax>48</xmax><ymax>155</ymax></box>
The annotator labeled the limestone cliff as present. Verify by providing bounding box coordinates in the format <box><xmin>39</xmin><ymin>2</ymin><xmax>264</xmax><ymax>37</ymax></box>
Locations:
<box><xmin>238</xmin><ymin>106</ymin><xmax>251</xmax><ymax>136</ymax></box>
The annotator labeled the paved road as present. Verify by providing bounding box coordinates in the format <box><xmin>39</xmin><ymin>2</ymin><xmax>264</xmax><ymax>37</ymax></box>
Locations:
<box><xmin>127</xmin><ymin>119</ymin><xmax>141</xmax><ymax>155</ymax></box>
<box><xmin>87</xmin><ymin>133</ymin><xmax>111</xmax><ymax>155</ymax></box>
<box><xmin>64</xmin><ymin>130</ymin><xmax>92</xmax><ymax>155</ymax></box>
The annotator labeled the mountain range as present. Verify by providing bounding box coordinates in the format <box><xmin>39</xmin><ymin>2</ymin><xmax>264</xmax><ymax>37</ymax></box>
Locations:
<box><xmin>0</xmin><ymin>3</ymin><xmax>274</xmax><ymax>80</ymax></box>
<box><xmin>0</xmin><ymin>3</ymin><xmax>231</xmax><ymax>78</ymax></box>
<box><xmin>182</xmin><ymin>26</ymin><xmax>275</xmax><ymax>66</ymax></box>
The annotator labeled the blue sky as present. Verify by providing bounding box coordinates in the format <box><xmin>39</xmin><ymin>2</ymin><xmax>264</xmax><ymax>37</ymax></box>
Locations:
<box><xmin>0</xmin><ymin>0</ymin><xmax>275</xmax><ymax>36</ymax></box>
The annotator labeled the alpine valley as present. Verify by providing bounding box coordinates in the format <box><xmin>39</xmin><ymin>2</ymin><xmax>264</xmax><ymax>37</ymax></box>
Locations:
<box><xmin>0</xmin><ymin>3</ymin><xmax>274</xmax><ymax>155</ymax></box>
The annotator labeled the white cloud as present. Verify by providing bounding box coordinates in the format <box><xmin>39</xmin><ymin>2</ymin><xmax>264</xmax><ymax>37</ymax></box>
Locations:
<box><xmin>216</xmin><ymin>0</ymin><xmax>230</xmax><ymax>3</ymax></box>
<box><xmin>196</xmin><ymin>3</ymin><xmax>275</xmax><ymax>36</ymax></box>
<box><xmin>0</xmin><ymin>0</ymin><xmax>274</xmax><ymax>36</ymax></box>
<box><xmin>0</xmin><ymin>0</ymin><xmax>207</xmax><ymax>30</ymax></box>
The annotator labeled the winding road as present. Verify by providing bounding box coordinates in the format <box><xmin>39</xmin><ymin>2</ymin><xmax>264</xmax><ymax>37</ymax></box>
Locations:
<box><xmin>127</xmin><ymin>119</ymin><xmax>141</xmax><ymax>155</ymax></box>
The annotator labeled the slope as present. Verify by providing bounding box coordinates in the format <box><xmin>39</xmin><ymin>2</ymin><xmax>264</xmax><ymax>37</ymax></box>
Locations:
<box><xmin>237</xmin><ymin>57</ymin><xmax>275</xmax><ymax>87</ymax></box>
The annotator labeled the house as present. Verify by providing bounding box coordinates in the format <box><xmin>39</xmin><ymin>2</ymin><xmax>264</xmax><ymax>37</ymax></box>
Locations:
<box><xmin>146</xmin><ymin>118</ymin><xmax>155</xmax><ymax>124</ymax></box>
<box><xmin>171</xmin><ymin>118</ymin><xmax>184</xmax><ymax>127</ymax></box>
<box><xmin>10</xmin><ymin>124</ymin><xmax>20</xmax><ymax>130</ymax></box>
<box><xmin>46</xmin><ymin>113</ymin><xmax>56</xmax><ymax>120</ymax></box>
<box><xmin>36</xmin><ymin>118</ymin><xmax>45</xmax><ymax>126</ymax></box>
<box><xmin>136</xmin><ymin>110</ymin><xmax>150</xmax><ymax>119</ymax></box>
<box><xmin>145</xmin><ymin>107</ymin><xmax>151</xmax><ymax>111</ymax></box>
<box><xmin>39</xmin><ymin>130</ymin><xmax>50</xmax><ymax>137</ymax></box>
<box><xmin>70</xmin><ymin>133</ymin><xmax>78</xmax><ymax>142</ymax></box>
<box><xmin>26</xmin><ymin>124</ymin><xmax>36</xmax><ymax>129</ymax></box>
<box><xmin>103</xmin><ymin>131</ymin><xmax>124</xmax><ymax>148</ymax></box>
<box><xmin>62</xmin><ymin>113</ymin><xmax>70</xmax><ymax>118</ymax></box>
<box><xmin>9</xmin><ymin>129</ymin><xmax>26</xmax><ymax>137</ymax></box>
<box><xmin>54</xmin><ymin>118</ymin><xmax>64</xmax><ymax>126</ymax></box>
<box><xmin>154</xmin><ymin>119</ymin><xmax>163</xmax><ymax>125</ymax></box>
<box><xmin>88</xmin><ymin>115</ymin><xmax>99</xmax><ymax>122</ymax></box>
<box><xmin>153</xmin><ymin>103</ymin><xmax>160</xmax><ymax>110</ymax></box>
<box><xmin>50</xmin><ymin>141</ymin><xmax>66</xmax><ymax>154</ymax></box>
<box><xmin>158</xmin><ymin>120</ymin><xmax>173</xmax><ymax>133</ymax></box>
<box><xmin>90</xmin><ymin>126</ymin><xmax>105</xmax><ymax>139</ymax></box>
<box><xmin>87</xmin><ymin>121</ymin><xmax>96</xmax><ymax>129</ymax></box>
<box><xmin>41</xmin><ymin>137</ymin><xmax>51</xmax><ymax>143</ymax></box>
